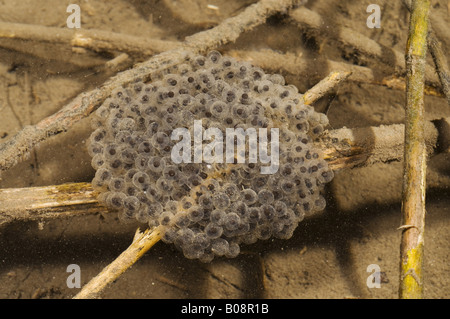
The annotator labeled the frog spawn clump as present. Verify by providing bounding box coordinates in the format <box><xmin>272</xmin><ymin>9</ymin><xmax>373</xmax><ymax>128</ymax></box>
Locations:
<box><xmin>87</xmin><ymin>51</ymin><xmax>333</xmax><ymax>262</ymax></box>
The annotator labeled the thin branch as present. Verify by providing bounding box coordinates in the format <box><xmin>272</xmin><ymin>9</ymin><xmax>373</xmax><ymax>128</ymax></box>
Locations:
<box><xmin>0</xmin><ymin>0</ymin><xmax>303</xmax><ymax>176</ymax></box>
<box><xmin>428</xmin><ymin>32</ymin><xmax>450</xmax><ymax>106</ymax></box>
<box><xmin>0</xmin><ymin>21</ymin><xmax>180</xmax><ymax>57</ymax></box>
<box><xmin>182</xmin><ymin>0</ymin><xmax>308</xmax><ymax>54</ymax></box>
<box><xmin>434</xmin><ymin>117</ymin><xmax>450</xmax><ymax>153</ymax></box>
<box><xmin>228</xmin><ymin>49</ymin><xmax>376</xmax><ymax>83</ymax></box>
<box><xmin>303</xmin><ymin>71</ymin><xmax>352</xmax><ymax>105</ymax></box>
<box><xmin>402</xmin><ymin>0</ymin><xmax>450</xmax><ymax>106</ymax></box>
<box><xmin>399</xmin><ymin>0</ymin><xmax>430</xmax><ymax>299</ymax></box>
<box><xmin>289</xmin><ymin>6</ymin><xmax>440</xmax><ymax>87</ymax></box>
<box><xmin>0</xmin><ymin>182</ymin><xmax>107</xmax><ymax>227</ymax></box>
<box><xmin>104</xmin><ymin>53</ymin><xmax>133</xmax><ymax>72</ymax></box>
<box><xmin>73</xmin><ymin>227</ymin><xmax>163</xmax><ymax>299</ymax></box>
<box><xmin>323</xmin><ymin>120</ymin><xmax>438</xmax><ymax>170</ymax></box>
<box><xmin>227</xmin><ymin>49</ymin><xmax>444</xmax><ymax>97</ymax></box>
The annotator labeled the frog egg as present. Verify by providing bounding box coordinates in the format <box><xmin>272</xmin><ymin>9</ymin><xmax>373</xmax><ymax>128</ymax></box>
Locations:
<box><xmin>223</xmin><ymin>213</ymin><xmax>240</xmax><ymax>231</ymax></box>
<box><xmin>148</xmin><ymin>156</ymin><xmax>166</xmax><ymax>173</ymax></box>
<box><xmin>188</xmin><ymin>206</ymin><xmax>204</xmax><ymax>222</ymax></box>
<box><xmin>211</xmin><ymin>238</ymin><xmax>229</xmax><ymax>257</ymax></box>
<box><xmin>109</xmin><ymin>177</ymin><xmax>126</xmax><ymax>192</ymax></box>
<box><xmin>87</xmin><ymin>51</ymin><xmax>335</xmax><ymax>262</ymax></box>
<box><xmin>205</xmin><ymin>223</ymin><xmax>223</xmax><ymax>239</ymax></box>
<box><xmin>132</xmin><ymin>171</ymin><xmax>151</xmax><ymax>190</ymax></box>
<box><xmin>241</xmin><ymin>189</ymin><xmax>258</xmax><ymax>205</ymax></box>
<box><xmin>106</xmin><ymin>192</ymin><xmax>127</xmax><ymax>210</ymax></box>
<box><xmin>258</xmin><ymin>189</ymin><xmax>275</xmax><ymax>205</ymax></box>
<box><xmin>212</xmin><ymin>192</ymin><xmax>231</xmax><ymax>210</ymax></box>
<box><xmin>159</xmin><ymin>211</ymin><xmax>174</xmax><ymax>226</ymax></box>
<box><xmin>210</xmin><ymin>209</ymin><xmax>226</xmax><ymax>225</ymax></box>
<box><xmin>222</xmin><ymin>183</ymin><xmax>240</xmax><ymax>201</ymax></box>
<box><xmin>225</xmin><ymin>242</ymin><xmax>240</xmax><ymax>258</ymax></box>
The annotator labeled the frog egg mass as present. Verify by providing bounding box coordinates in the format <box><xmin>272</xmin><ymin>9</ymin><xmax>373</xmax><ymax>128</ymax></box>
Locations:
<box><xmin>87</xmin><ymin>51</ymin><xmax>333</xmax><ymax>262</ymax></box>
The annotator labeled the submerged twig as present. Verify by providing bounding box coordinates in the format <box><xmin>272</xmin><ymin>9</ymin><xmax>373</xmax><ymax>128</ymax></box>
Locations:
<box><xmin>73</xmin><ymin>227</ymin><xmax>163</xmax><ymax>299</ymax></box>
<box><xmin>289</xmin><ymin>6</ymin><xmax>440</xmax><ymax>87</ymax></box>
<box><xmin>303</xmin><ymin>71</ymin><xmax>352</xmax><ymax>105</ymax></box>
<box><xmin>399</xmin><ymin>0</ymin><xmax>430</xmax><ymax>299</ymax></box>
<box><xmin>428</xmin><ymin>32</ymin><xmax>450</xmax><ymax>106</ymax></box>
<box><xmin>104</xmin><ymin>53</ymin><xmax>133</xmax><ymax>72</ymax></box>
<box><xmin>323</xmin><ymin>120</ymin><xmax>437</xmax><ymax>170</ymax></box>
<box><xmin>0</xmin><ymin>0</ymin><xmax>303</xmax><ymax>176</ymax></box>
<box><xmin>0</xmin><ymin>182</ymin><xmax>107</xmax><ymax>227</ymax></box>
<box><xmin>402</xmin><ymin>0</ymin><xmax>450</xmax><ymax>106</ymax></box>
<box><xmin>228</xmin><ymin>49</ymin><xmax>444</xmax><ymax>97</ymax></box>
<box><xmin>0</xmin><ymin>21</ymin><xmax>180</xmax><ymax>57</ymax></box>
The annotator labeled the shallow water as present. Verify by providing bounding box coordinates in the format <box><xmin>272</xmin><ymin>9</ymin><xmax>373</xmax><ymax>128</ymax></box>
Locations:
<box><xmin>0</xmin><ymin>0</ymin><xmax>449</xmax><ymax>299</ymax></box>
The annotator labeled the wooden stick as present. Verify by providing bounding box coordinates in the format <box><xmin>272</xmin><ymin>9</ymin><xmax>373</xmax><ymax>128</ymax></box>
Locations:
<box><xmin>0</xmin><ymin>182</ymin><xmax>107</xmax><ymax>227</ymax></box>
<box><xmin>73</xmin><ymin>227</ymin><xmax>163</xmax><ymax>299</ymax></box>
<box><xmin>0</xmin><ymin>21</ymin><xmax>180</xmax><ymax>57</ymax></box>
<box><xmin>289</xmin><ymin>6</ymin><xmax>440</xmax><ymax>87</ymax></box>
<box><xmin>428</xmin><ymin>31</ymin><xmax>450</xmax><ymax>106</ymax></box>
<box><xmin>228</xmin><ymin>49</ymin><xmax>377</xmax><ymax>83</ymax></box>
<box><xmin>323</xmin><ymin>120</ymin><xmax>437</xmax><ymax>170</ymax></box>
<box><xmin>104</xmin><ymin>53</ymin><xmax>133</xmax><ymax>72</ymax></box>
<box><xmin>227</xmin><ymin>49</ymin><xmax>444</xmax><ymax>97</ymax></box>
<box><xmin>0</xmin><ymin>0</ymin><xmax>303</xmax><ymax>176</ymax></box>
<box><xmin>303</xmin><ymin>71</ymin><xmax>352</xmax><ymax>105</ymax></box>
<box><xmin>402</xmin><ymin>0</ymin><xmax>450</xmax><ymax>106</ymax></box>
<box><xmin>399</xmin><ymin>0</ymin><xmax>430</xmax><ymax>299</ymax></box>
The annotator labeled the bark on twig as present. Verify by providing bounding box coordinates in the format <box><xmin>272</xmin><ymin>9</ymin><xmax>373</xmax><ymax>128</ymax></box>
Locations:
<box><xmin>0</xmin><ymin>182</ymin><xmax>107</xmax><ymax>227</ymax></box>
<box><xmin>303</xmin><ymin>71</ymin><xmax>352</xmax><ymax>105</ymax></box>
<box><xmin>228</xmin><ymin>49</ymin><xmax>443</xmax><ymax>97</ymax></box>
<box><xmin>399</xmin><ymin>0</ymin><xmax>430</xmax><ymax>299</ymax></box>
<box><xmin>104</xmin><ymin>53</ymin><xmax>133</xmax><ymax>72</ymax></box>
<box><xmin>0</xmin><ymin>22</ymin><xmax>180</xmax><ymax>57</ymax></box>
<box><xmin>428</xmin><ymin>32</ymin><xmax>450</xmax><ymax>106</ymax></box>
<box><xmin>73</xmin><ymin>227</ymin><xmax>163</xmax><ymax>299</ymax></box>
<box><xmin>322</xmin><ymin>120</ymin><xmax>437</xmax><ymax>170</ymax></box>
<box><xmin>0</xmin><ymin>0</ymin><xmax>303</xmax><ymax>176</ymax></box>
